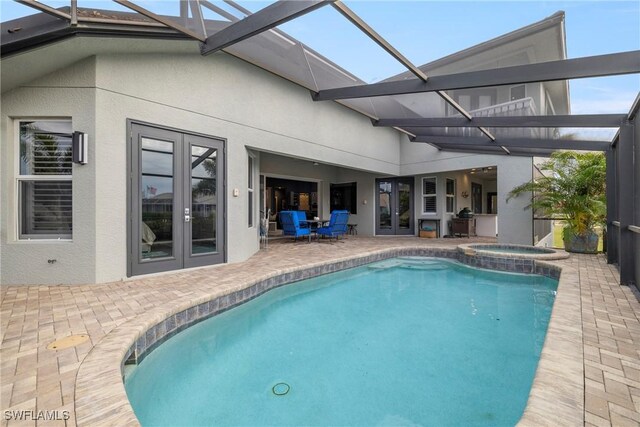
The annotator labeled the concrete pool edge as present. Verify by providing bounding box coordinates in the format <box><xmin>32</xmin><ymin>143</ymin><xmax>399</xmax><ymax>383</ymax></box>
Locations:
<box><xmin>458</xmin><ymin>243</ymin><xmax>570</xmax><ymax>261</ymax></box>
<box><xmin>74</xmin><ymin>246</ymin><xmax>582</xmax><ymax>426</ymax></box>
<box><xmin>517</xmin><ymin>262</ymin><xmax>584</xmax><ymax>426</ymax></box>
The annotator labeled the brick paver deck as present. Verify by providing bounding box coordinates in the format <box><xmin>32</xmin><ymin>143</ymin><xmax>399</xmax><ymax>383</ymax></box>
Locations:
<box><xmin>1</xmin><ymin>236</ymin><xmax>638</xmax><ymax>426</ymax></box>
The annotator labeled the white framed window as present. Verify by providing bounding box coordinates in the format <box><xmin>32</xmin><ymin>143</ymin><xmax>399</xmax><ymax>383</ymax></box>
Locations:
<box><xmin>446</xmin><ymin>178</ymin><xmax>456</xmax><ymax>214</ymax></box>
<box><xmin>247</xmin><ymin>153</ymin><xmax>255</xmax><ymax>228</ymax></box>
<box><xmin>16</xmin><ymin>120</ymin><xmax>73</xmax><ymax>240</ymax></box>
<box><xmin>422</xmin><ymin>177</ymin><xmax>437</xmax><ymax>214</ymax></box>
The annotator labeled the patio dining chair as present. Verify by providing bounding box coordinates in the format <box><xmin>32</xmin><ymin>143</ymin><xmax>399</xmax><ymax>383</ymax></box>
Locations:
<box><xmin>295</xmin><ymin>211</ymin><xmax>309</xmax><ymax>229</ymax></box>
<box><xmin>317</xmin><ymin>210</ymin><xmax>350</xmax><ymax>241</ymax></box>
<box><xmin>279</xmin><ymin>211</ymin><xmax>312</xmax><ymax>243</ymax></box>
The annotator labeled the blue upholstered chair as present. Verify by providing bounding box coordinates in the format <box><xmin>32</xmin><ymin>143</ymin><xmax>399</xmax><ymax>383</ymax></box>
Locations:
<box><xmin>295</xmin><ymin>211</ymin><xmax>309</xmax><ymax>229</ymax></box>
<box><xmin>279</xmin><ymin>211</ymin><xmax>311</xmax><ymax>242</ymax></box>
<box><xmin>317</xmin><ymin>210</ymin><xmax>350</xmax><ymax>241</ymax></box>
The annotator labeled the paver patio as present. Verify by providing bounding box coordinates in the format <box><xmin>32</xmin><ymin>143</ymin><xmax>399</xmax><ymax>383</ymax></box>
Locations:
<box><xmin>1</xmin><ymin>236</ymin><xmax>638</xmax><ymax>426</ymax></box>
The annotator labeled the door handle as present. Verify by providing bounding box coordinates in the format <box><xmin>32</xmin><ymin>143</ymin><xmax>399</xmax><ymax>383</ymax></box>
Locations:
<box><xmin>185</xmin><ymin>215</ymin><xmax>191</xmax><ymax>223</ymax></box>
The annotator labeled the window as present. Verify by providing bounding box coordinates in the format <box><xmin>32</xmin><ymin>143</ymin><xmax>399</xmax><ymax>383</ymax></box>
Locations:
<box><xmin>449</xmin><ymin>89</ymin><xmax>497</xmax><ymax>115</ymax></box>
<box><xmin>422</xmin><ymin>177</ymin><xmax>436</xmax><ymax>214</ymax></box>
<box><xmin>247</xmin><ymin>153</ymin><xmax>254</xmax><ymax>228</ymax></box>
<box><xmin>446</xmin><ymin>178</ymin><xmax>456</xmax><ymax>214</ymax></box>
<box><xmin>330</xmin><ymin>182</ymin><xmax>357</xmax><ymax>214</ymax></box>
<box><xmin>510</xmin><ymin>85</ymin><xmax>526</xmax><ymax>101</ymax></box>
<box><xmin>17</xmin><ymin>120</ymin><xmax>73</xmax><ymax>240</ymax></box>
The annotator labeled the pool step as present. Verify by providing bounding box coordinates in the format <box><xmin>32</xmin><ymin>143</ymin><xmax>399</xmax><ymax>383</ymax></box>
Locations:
<box><xmin>368</xmin><ymin>257</ymin><xmax>451</xmax><ymax>271</ymax></box>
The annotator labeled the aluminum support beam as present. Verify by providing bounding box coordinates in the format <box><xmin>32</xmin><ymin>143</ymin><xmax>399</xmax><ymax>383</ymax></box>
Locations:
<box><xmin>70</xmin><ymin>0</ymin><xmax>77</xmax><ymax>25</ymax></box>
<box><xmin>200</xmin><ymin>0</ymin><xmax>333</xmax><ymax>55</ymax></box>
<box><xmin>188</xmin><ymin>0</ymin><xmax>207</xmax><ymax>38</ymax></box>
<box><xmin>435</xmin><ymin>145</ymin><xmax>555</xmax><ymax>157</ymax></box>
<box><xmin>202</xmin><ymin>0</ymin><xmax>240</xmax><ymax>21</ymax></box>
<box><xmin>328</xmin><ymin>0</ymin><xmax>495</xmax><ymax>143</ymax></box>
<box><xmin>375</xmin><ymin>114</ymin><xmax>627</xmax><ymax>128</ymax></box>
<box><xmin>617</xmin><ymin>123</ymin><xmax>635</xmax><ymax>286</ymax></box>
<box><xmin>15</xmin><ymin>0</ymin><xmax>71</xmax><ymax>20</ymax></box>
<box><xmin>180</xmin><ymin>0</ymin><xmax>189</xmax><ymax>27</ymax></box>
<box><xmin>114</xmin><ymin>0</ymin><xmax>206</xmax><ymax>41</ymax></box>
<box><xmin>330</xmin><ymin>1</ymin><xmax>427</xmax><ymax>81</ymax></box>
<box><xmin>313</xmin><ymin>50</ymin><xmax>640</xmax><ymax>101</ymax></box>
<box><xmin>412</xmin><ymin>135</ymin><xmax>610</xmax><ymax>151</ymax></box>
<box><xmin>606</xmin><ymin>149</ymin><xmax>618</xmax><ymax>264</ymax></box>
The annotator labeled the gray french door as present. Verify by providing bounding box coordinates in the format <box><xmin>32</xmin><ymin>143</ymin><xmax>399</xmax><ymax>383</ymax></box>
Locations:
<box><xmin>129</xmin><ymin>123</ymin><xmax>225</xmax><ymax>276</ymax></box>
<box><xmin>376</xmin><ymin>177</ymin><xmax>414</xmax><ymax>235</ymax></box>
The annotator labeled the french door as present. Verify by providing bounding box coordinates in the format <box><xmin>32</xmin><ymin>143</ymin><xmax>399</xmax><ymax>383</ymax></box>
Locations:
<box><xmin>129</xmin><ymin>123</ymin><xmax>225</xmax><ymax>276</ymax></box>
<box><xmin>471</xmin><ymin>182</ymin><xmax>483</xmax><ymax>214</ymax></box>
<box><xmin>375</xmin><ymin>177</ymin><xmax>414</xmax><ymax>235</ymax></box>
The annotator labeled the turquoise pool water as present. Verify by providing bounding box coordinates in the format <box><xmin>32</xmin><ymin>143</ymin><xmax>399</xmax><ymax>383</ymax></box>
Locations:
<box><xmin>125</xmin><ymin>257</ymin><xmax>557</xmax><ymax>426</ymax></box>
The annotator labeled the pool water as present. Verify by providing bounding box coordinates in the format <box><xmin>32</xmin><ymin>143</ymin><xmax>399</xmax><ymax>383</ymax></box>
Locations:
<box><xmin>125</xmin><ymin>257</ymin><xmax>557</xmax><ymax>426</ymax></box>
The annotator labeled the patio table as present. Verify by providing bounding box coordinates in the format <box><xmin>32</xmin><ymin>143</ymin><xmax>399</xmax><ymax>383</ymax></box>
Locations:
<box><xmin>300</xmin><ymin>219</ymin><xmax>330</xmax><ymax>240</ymax></box>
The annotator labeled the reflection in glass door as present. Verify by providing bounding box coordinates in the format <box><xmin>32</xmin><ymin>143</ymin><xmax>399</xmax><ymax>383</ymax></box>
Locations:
<box><xmin>375</xmin><ymin>178</ymin><xmax>414</xmax><ymax>235</ymax></box>
<box><xmin>184</xmin><ymin>135</ymin><xmax>224</xmax><ymax>269</ymax></box>
<box><xmin>377</xmin><ymin>180</ymin><xmax>393</xmax><ymax>232</ymax></box>
<box><xmin>140</xmin><ymin>137</ymin><xmax>176</xmax><ymax>260</ymax></box>
<box><xmin>130</xmin><ymin>124</ymin><xmax>225</xmax><ymax>276</ymax></box>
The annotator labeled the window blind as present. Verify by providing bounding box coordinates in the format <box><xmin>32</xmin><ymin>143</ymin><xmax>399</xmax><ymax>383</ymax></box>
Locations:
<box><xmin>18</xmin><ymin>120</ymin><xmax>73</xmax><ymax>239</ymax></box>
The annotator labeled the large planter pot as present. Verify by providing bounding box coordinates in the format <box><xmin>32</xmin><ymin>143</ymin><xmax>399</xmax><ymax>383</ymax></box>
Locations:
<box><xmin>563</xmin><ymin>230</ymin><xmax>599</xmax><ymax>254</ymax></box>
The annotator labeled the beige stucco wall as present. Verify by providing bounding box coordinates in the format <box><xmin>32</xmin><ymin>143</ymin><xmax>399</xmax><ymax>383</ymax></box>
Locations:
<box><xmin>1</xmin><ymin>38</ymin><xmax>536</xmax><ymax>285</ymax></box>
<box><xmin>401</xmin><ymin>140</ymin><xmax>533</xmax><ymax>244</ymax></box>
<box><xmin>1</xmin><ymin>44</ymin><xmax>401</xmax><ymax>285</ymax></box>
<box><xmin>1</xmin><ymin>57</ymin><xmax>98</xmax><ymax>285</ymax></box>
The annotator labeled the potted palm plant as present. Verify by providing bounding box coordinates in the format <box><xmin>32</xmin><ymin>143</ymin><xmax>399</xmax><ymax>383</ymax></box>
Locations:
<box><xmin>508</xmin><ymin>151</ymin><xmax>606</xmax><ymax>253</ymax></box>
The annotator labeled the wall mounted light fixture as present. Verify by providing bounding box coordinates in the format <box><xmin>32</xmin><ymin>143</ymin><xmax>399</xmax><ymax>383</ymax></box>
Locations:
<box><xmin>72</xmin><ymin>131</ymin><xmax>88</xmax><ymax>165</ymax></box>
<box><xmin>461</xmin><ymin>191</ymin><xmax>469</xmax><ymax>198</ymax></box>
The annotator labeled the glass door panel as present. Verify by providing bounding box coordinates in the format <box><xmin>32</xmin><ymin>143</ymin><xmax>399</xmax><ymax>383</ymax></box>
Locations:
<box><xmin>472</xmin><ymin>182</ymin><xmax>483</xmax><ymax>214</ymax></box>
<box><xmin>183</xmin><ymin>134</ymin><xmax>225</xmax><ymax>269</ymax></box>
<box><xmin>190</xmin><ymin>145</ymin><xmax>217</xmax><ymax>255</ymax></box>
<box><xmin>378</xmin><ymin>180</ymin><xmax>393</xmax><ymax>231</ymax></box>
<box><xmin>141</xmin><ymin>138</ymin><xmax>174</xmax><ymax>260</ymax></box>
<box><xmin>398</xmin><ymin>180</ymin><xmax>412</xmax><ymax>230</ymax></box>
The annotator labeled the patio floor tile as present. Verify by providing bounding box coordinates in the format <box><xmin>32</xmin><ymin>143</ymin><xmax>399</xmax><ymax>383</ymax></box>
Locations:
<box><xmin>1</xmin><ymin>236</ymin><xmax>639</xmax><ymax>425</ymax></box>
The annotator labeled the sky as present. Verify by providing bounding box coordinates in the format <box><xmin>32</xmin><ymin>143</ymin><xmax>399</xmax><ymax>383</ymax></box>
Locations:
<box><xmin>1</xmin><ymin>0</ymin><xmax>639</xmax><ymax>138</ymax></box>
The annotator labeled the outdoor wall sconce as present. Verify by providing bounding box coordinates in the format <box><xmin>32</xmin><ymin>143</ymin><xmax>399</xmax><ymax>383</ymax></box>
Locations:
<box><xmin>72</xmin><ymin>131</ymin><xmax>88</xmax><ymax>165</ymax></box>
<box><xmin>461</xmin><ymin>191</ymin><xmax>469</xmax><ymax>198</ymax></box>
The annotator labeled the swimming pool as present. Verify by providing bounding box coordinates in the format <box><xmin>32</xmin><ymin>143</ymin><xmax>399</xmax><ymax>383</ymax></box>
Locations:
<box><xmin>125</xmin><ymin>257</ymin><xmax>557</xmax><ymax>426</ymax></box>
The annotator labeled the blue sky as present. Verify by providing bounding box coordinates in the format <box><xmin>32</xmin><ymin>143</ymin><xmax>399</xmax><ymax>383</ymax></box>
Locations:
<box><xmin>2</xmin><ymin>0</ymin><xmax>639</xmax><ymax>128</ymax></box>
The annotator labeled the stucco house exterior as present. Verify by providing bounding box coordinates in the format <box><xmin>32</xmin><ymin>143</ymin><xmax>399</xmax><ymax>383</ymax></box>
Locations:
<box><xmin>1</xmin><ymin>7</ymin><xmax>569</xmax><ymax>285</ymax></box>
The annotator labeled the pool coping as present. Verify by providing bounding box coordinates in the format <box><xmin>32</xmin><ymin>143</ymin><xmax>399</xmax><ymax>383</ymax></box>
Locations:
<box><xmin>457</xmin><ymin>243</ymin><xmax>571</xmax><ymax>261</ymax></box>
<box><xmin>74</xmin><ymin>245</ymin><xmax>582</xmax><ymax>426</ymax></box>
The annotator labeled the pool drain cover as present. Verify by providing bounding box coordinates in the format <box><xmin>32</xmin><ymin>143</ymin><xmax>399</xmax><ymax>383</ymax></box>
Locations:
<box><xmin>272</xmin><ymin>383</ymin><xmax>290</xmax><ymax>396</ymax></box>
<box><xmin>46</xmin><ymin>334</ymin><xmax>89</xmax><ymax>350</ymax></box>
